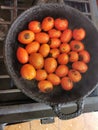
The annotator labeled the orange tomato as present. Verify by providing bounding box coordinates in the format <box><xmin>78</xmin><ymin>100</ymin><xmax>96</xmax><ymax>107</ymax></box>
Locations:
<box><xmin>49</xmin><ymin>38</ymin><xmax>61</xmax><ymax>48</ymax></box>
<box><xmin>79</xmin><ymin>50</ymin><xmax>90</xmax><ymax>63</ymax></box>
<box><xmin>35</xmin><ymin>32</ymin><xmax>49</xmax><ymax>44</ymax></box>
<box><xmin>39</xmin><ymin>44</ymin><xmax>50</xmax><ymax>57</ymax></box>
<box><xmin>60</xmin><ymin>43</ymin><xmax>70</xmax><ymax>53</ymax></box>
<box><xmin>29</xmin><ymin>52</ymin><xmax>44</xmax><ymax>69</ymax></box>
<box><xmin>38</xmin><ymin>80</ymin><xmax>53</xmax><ymax>93</ymax></box>
<box><xmin>35</xmin><ymin>69</ymin><xmax>47</xmax><ymax>81</ymax></box>
<box><xmin>44</xmin><ymin>58</ymin><xmax>57</xmax><ymax>73</ymax></box>
<box><xmin>49</xmin><ymin>48</ymin><xmax>60</xmax><ymax>58</ymax></box>
<box><xmin>18</xmin><ymin>30</ymin><xmax>35</xmax><ymax>44</ymax></box>
<box><xmin>48</xmin><ymin>29</ymin><xmax>61</xmax><ymax>38</ymax></box>
<box><xmin>42</xmin><ymin>16</ymin><xmax>54</xmax><ymax>31</ymax></box>
<box><xmin>60</xmin><ymin>29</ymin><xmax>72</xmax><ymax>43</ymax></box>
<box><xmin>68</xmin><ymin>51</ymin><xmax>79</xmax><ymax>62</ymax></box>
<box><xmin>55</xmin><ymin>65</ymin><xmax>69</xmax><ymax>77</ymax></box>
<box><xmin>20</xmin><ymin>64</ymin><xmax>36</xmax><ymax>80</ymax></box>
<box><xmin>54</xmin><ymin>18</ymin><xmax>68</xmax><ymax>31</ymax></box>
<box><xmin>57</xmin><ymin>53</ymin><xmax>69</xmax><ymax>65</ymax></box>
<box><xmin>28</xmin><ymin>21</ymin><xmax>41</xmax><ymax>33</ymax></box>
<box><xmin>16</xmin><ymin>47</ymin><xmax>29</xmax><ymax>64</ymax></box>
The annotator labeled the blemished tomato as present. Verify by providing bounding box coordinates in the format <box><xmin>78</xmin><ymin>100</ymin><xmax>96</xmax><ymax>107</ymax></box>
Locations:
<box><xmin>55</xmin><ymin>65</ymin><xmax>69</xmax><ymax>77</ymax></box>
<box><xmin>79</xmin><ymin>50</ymin><xmax>90</xmax><ymax>63</ymax></box>
<box><xmin>73</xmin><ymin>28</ymin><xmax>86</xmax><ymax>40</ymax></box>
<box><xmin>44</xmin><ymin>58</ymin><xmax>57</xmax><ymax>73</ymax></box>
<box><xmin>42</xmin><ymin>16</ymin><xmax>54</xmax><ymax>31</ymax></box>
<box><xmin>17</xmin><ymin>47</ymin><xmax>29</xmax><ymax>64</ymax></box>
<box><xmin>57</xmin><ymin>53</ymin><xmax>69</xmax><ymax>65</ymax></box>
<box><xmin>49</xmin><ymin>48</ymin><xmax>60</xmax><ymax>58</ymax></box>
<box><xmin>68</xmin><ymin>51</ymin><xmax>79</xmax><ymax>62</ymax></box>
<box><xmin>54</xmin><ymin>18</ymin><xmax>68</xmax><ymax>31</ymax></box>
<box><xmin>61</xmin><ymin>77</ymin><xmax>73</xmax><ymax>91</ymax></box>
<box><xmin>20</xmin><ymin>64</ymin><xmax>36</xmax><ymax>80</ymax></box>
<box><xmin>72</xmin><ymin>61</ymin><xmax>88</xmax><ymax>73</ymax></box>
<box><xmin>49</xmin><ymin>38</ymin><xmax>61</xmax><ymax>48</ymax></box>
<box><xmin>18</xmin><ymin>30</ymin><xmax>35</xmax><ymax>44</ymax></box>
<box><xmin>47</xmin><ymin>73</ymin><xmax>61</xmax><ymax>85</ymax></box>
<box><xmin>60</xmin><ymin>29</ymin><xmax>72</xmax><ymax>43</ymax></box>
<box><xmin>70</xmin><ymin>40</ymin><xmax>84</xmax><ymax>52</ymax></box>
<box><xmin>39</xmin><ymin>44</ymin><xmax>50</xmax><ymax>57</ymax></box>
<box><xmin>48</xmin><ymin>29</ymin><xmax>61</xmax><ymax>38</ymax></box>
<box><xmin>29</xmin><ymin>52</ymin><xmax>44</xmax><ymax>69</ymax></box>
<box><xmin>25</xmin><ymin>41</ymin><xmax>40</xmax><ymax>54</ymax></box>
<box><xmin>38</xmin><ymin>80</ymin><xmax>53</xmax><ymax>93</ymax></box>
<box><xmin>35</xmin><ymin>69</ymin><xmax>47</xmax><ymax>81</ymax></box>
<box><xmin>60</xmin><ymin>43</ymin><xmax>70</xmax><ymax>53</ymax></box>
<box><xmin>68</xmin><ymin>69</ymin><xmax>82</xmax><ymax>82</ymax></box>
<box><xmin>28</xmin><ymin>21</ymin><xmax>41</xmax><ymax>33</ymax></box>
<box><xmin>35</xmin><ymin>32</ymin><xmax>49</xmax><ymax>44</ymax></box>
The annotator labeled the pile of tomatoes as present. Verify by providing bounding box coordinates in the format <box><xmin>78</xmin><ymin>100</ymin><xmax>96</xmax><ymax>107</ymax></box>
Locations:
<box><xmin>16</xmin><ymin>16</ymin><xmax>90</xmax><ymax>93</ymax></box>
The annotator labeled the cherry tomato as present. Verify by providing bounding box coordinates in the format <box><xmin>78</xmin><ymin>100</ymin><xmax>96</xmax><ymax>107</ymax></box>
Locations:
<box><xmin>68</xmin><ymin>51</ymin><xmax>79</xmax><ymax>62</ymax></box>
<box><xmin>48</xmin><ymin>29</ymin><xmax>61</xmax><ymax>38</ymax></box>
<box><xmin>57</xmin><ymin>53</ymin><xmax>69</xmax><ymax>65</ymax></box>
<box><xmin>60</xmin><ymin>43</ymin><xmax>70</xmax><ymax>53</ymax></box>
<box><xmin>79</xmin><ymin>50</ymin><xmax>90</xmax><ymax>63</ymax></box>
<box><xmin>49</xmin><ymin>38</ymin><xmax>61</xmax><ymax>48</ymax></box>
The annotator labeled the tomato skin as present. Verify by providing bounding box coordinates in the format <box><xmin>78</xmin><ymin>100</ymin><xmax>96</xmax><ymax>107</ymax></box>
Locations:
<box><xmin>35</xmin><ymin>69</ymin><xmax>47</xmax><ymax>81</ymax></box>
<box><xmin>57</xmin><ymin>53</ymin><xmax>69</xmax><ymax>65</ymax></box>
<box><xmin>79</xmin><ymin>50</ymin><xmax>90</xmax><ymax>63</ymax></box>
<box><xmin>48</xmin><ymin>29</ymin><xmax>61</xmax><ymax>38</ymax></box>
<box><xmin>60</xmin><ymin>43</ymin><xmax>70</xmax><ymax>53</ymax></box>
<box><xmin>39</xmin><ymin>44</ymin><xmax>50</xmax><ymax>57</ymax></box>
<box><xmin>68</xmin><ymin>51</ymin><xmax>79</xmax><ymax>62</ymax></box>
<box><xmin>49</xmin><ymin>38</ymin><xmax>61</xmax><ymax>48</ymax></box>
<box><xmin>49</xmin><ymin>49</ymin><xmax>60</xmax><ymax>58</ymax></box>
<box><xmin>16</xmin><ymin>47</ymin><xmax>29</xmax><ymax>64</ymax></box>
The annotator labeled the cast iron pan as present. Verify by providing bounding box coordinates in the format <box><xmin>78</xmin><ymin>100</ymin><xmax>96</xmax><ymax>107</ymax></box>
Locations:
<box><xmin>4</xmin><ymin>0</ymin><xmax>98</xmax><ymax>120</ymax></box>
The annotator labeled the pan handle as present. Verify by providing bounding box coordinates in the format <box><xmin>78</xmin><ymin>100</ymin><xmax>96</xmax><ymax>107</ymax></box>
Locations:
<box><xmin>51</xmin><ymin>99</ymin><xmax>84</xmax><ymax>120</ymax></box>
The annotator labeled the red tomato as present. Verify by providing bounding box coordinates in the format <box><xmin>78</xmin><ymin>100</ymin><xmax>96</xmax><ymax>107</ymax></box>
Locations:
<box><xmin>49</xmin><ymin>38</ymin><xmax>61</xmax><ymax>48</ymax></box>
<box><xmin>79</xmin><ymin>50</ymin><xmax>90</xmax><ymax>63</ymax></box>
<box><xmin>48</xmin><ymin>29</ymin><xmax>61</xmax><ymax>38</ymax></box>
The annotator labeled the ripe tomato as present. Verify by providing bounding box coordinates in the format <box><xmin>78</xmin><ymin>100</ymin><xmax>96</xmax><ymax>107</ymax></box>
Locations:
<box><xmin>68</xmin><ymin>69</ymin><xmax>82</xmax><ymax>82</ymax></box>
<box><xmin>44</xmin><ymin>58</ymin><xmax>57</xmax><ymax>73</ymax></box>
<box><xmin>16</xmin><ymin>47</ymin><xmax>28</xmax><ymax>64</ymax></box>
<box><xmin>25</xmin><ymin>41</ymin><xmax>40</xmax><ymax>54</ymax></box>
<box><xmin>68</xmin><ymin>51</ymin><xmax>79</xmax><ymax>62</ymax></box>
<box><xmin>61</xmin><ymin>77</ymin><xmax>73</xmax><ymax>91</ymax></box>
<box><xmin>29</xmin><ymin>52</ymin><xmax>44</xmax><ymax>69</ymax></box>
<box><xmin>60</xmin><ymin>29</ymin><xmax>72</xmax><ymax>43</ymax></box>
<box><xmin>79</xmin><ymin>50</ymin><xmax>90</xmax><ymax>63</ymax></box>
<box><xmin>73</xmin><ymin>28</ymin><xmax>86</xmax><ymax>40</ymax></box>
<box><xmin>60</xmin><ymin>43</ymin><xmax>70</xmax><ymax>53</ymax></box>
<box><xmin>18</xmin><ymin>30</ymin><xmax>35</xmax><ymax>44</ymax></box>
<box><xmin>20</xmin><ymin>64</ymin><xmax>36</xmax><ymax>80</ymax></box>
<box><xmin>70</xmin><ymin>40</ymin><xmax>84</xmax><ymax>52</ymax></box>
<box><xmin>38</xmin><ymin>80</ymin><xmax>53</xmax><ymax>93</ymax></box>
<box><xmin>57</xmin><ymin>53</ymin><xmax>69</xmax><ymax>65</ymax></box>
<box><xmin>54</xmin><ymin>18</ymin><xmax>68</xmax><ymax>31</ymax></box>
<box><xmin>28</xmin><ymin>21</ymin><xmax>41</xmax><ymax>33</ymax></box>
<box><xmin>49</xmin><ymin>48</ymin><xmax>60</xmax><ymax>58</ymax></box>
<box><xmin>48</xmin><ymin>29</ymin><xmax>61</xmax><ymax>38</ymax></box>
<box><xmin>55</xmin><ymin>65</ymin><xmax>69</xmax><ymax>77</ymax></box>
<box><xmin>35</xmin><ymin>32</ymin><xmax>49</xmax><ymax>44</ymax></box>
<box><xmin>49</xmin><ymin>38</ymin><xmax>61</xmax><ymax>48</ymax></box>
<box><xmin>41</xmin><ymin>16</ymin><xmax>54</xmax><ymax>31</ymax></box>
<box><xmin>35</xmin><ymin>69</ymin><xmax>47</xmax><ymax>81</ymax></box>
<box><xmin>39</xmin><ymin>44</ymin><xmax>50</xmax><ymax>57</ymax></box>
<box><xmin>72</xmin><ymin>61</ymin><xmax>88</xmax><ymax>73</ymax></box>
<box><xmin>47</xmin><ymin>73</ymin><xmax>61</xmax><ymax>85</ymax></box>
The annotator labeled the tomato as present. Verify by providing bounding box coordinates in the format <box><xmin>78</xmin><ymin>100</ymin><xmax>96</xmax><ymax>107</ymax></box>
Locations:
<box><xmin>73</xmin><ymin>28</ymin><xmax>86</xmax><ymax>40</ymax></box>
<box><xmin>38</xmin><ymin>80</ymin><xmax>53</xmax><ymax>93</ymax></box>
<box><xmin>49</xmin><ymin>48</ymin><xmax>60</xmax><ymax>58</ymax></box>
<box><xmin>60</xmin><ymin>29</ymin><xmax>72</xmax><ymax>43</ymax></box>
<box><xmin>35</xmin><ymin>32</ymin><xmax>49</xmax><ymax>44</ymax></box>
<box><xmin>35</xmin><ymin>69</ymin><xmax>47</xmax><ymax>81</ymax></box>
<box><xmin>70</xmin><ymin>40</ymin><xmax>84</xmax><ymax>52</ymax></box>
<box><xmin>68</xmin><ymin>69</ymin><xmax>82</xmax><ymax>82</ymax></box>
<box><xmin>47</xmin><ymin>73</ymin><xmax>61</xmax><ymax>85</ymax></box>
<box><xmin>57</xmin><ymin>53</ymin><xmax>69</xmax><ymax>65</ymax></box>
<box><xmin>55</xmin><ymin>65</ymin><xmax>69</xmax><ymax>77</ymax></box>
<box><xmin>42</xmin><ymin>16</ymin><xmax>54</xmax><ymax>31</ymax></box>
<box><xmin>18</xmin><ymin>30</ymin><xmax>35</xmax><ymax>44</ymax></box>
<box><xmin>68</xmin><ymin>51</ymin><xmax>79</xmax><ymax>62</ymax></box>
<box><xmin>60</xmin><ymin>43</ymin><xmax>70</xmax><ymax>53</ymax></box>
<box><xmin>16</xmin><ymin>47</ymin><xmax>29</xmax><ymax>64</ymax></box>
<box><xmin>39</xmin><ymin>44</ymin><xmax>50</xmax><ymax>57</ymax></box>
<box><xmin>61</xmin><ymin>77</ymin><xmax>73</xmax><ymax>91</ymax></box>
<box><xmin>48</xmin><ymin>29</ymin><xmax>61</xmax><ymax>38</ymax></box>
<box><xmin>79</xmin><ymin>50</ymin><xmax>90</xmax><ymax>63</ymax></box>
<box><xmin>72</xmin><ymin>61</ymin><xmax>88</xmax><ymax>73</ymax></box>
<box><xmin>20</xmin><ymin>64</ymin><xmax>36</xmax><ymax>80</ymax></box>
<box><xmin>49</xmin><ymin>38</ymin><xmax>61</xmax><ymax>48</ymax></box>
<box><xmin>54</xmin><ymin>18</ymin><xmax>68</xmax><ymax>31</ymax></box>
<box><xmin>28</xmin><ymin>21</ymin><xmax>41</xmax><ymax>33</ymax></box>
<box><xmin>44</xmin><ymin>58</ymin><xmax>57</xmax><ymax>73</ymax></box>
<box><xmin>29</xmin><ymin>52</ymin><xmax>44</xmax><ymax>69</ymax></box>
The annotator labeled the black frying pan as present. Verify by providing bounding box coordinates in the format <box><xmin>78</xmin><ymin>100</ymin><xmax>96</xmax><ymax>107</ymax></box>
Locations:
<box><xmin>4</xmin><ymin>0</ymin><xmax>98</xmax><ymax>120</ymax></box>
